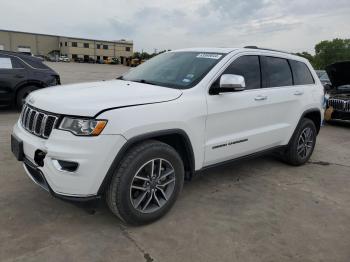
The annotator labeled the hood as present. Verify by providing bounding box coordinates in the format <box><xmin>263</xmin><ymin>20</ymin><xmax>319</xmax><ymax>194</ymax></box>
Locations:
<box><xmin>325</xmin><ymin>61</ymin><xmax>350</xmax><ymax>88</ymax></box>
<box><xmin>26</xmin><ymin>80</ymin><xmax>182</xmax><ymax>116</ymax></box>
<box><xmin>329</xmin><ymin>93</ymin><xmax>350</xmax><ymax>101</ymax></box>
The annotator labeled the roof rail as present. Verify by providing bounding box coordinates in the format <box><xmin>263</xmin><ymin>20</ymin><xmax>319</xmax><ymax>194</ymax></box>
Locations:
<box><xmin>244</xmin><ymin>46</ymin><xmax>291</xmax><ymax>54</ymax></box>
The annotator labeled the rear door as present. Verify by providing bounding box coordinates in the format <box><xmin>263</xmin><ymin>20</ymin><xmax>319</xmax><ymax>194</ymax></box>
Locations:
<box><xmin>0</xmin><ymin>55</ymin><xmax>27</xmax><ymax>104</ymax></box>
<box><xmin>258</xmin><ymin>56</ymin><xmax>303</xmax><ymax>144</ymax></box>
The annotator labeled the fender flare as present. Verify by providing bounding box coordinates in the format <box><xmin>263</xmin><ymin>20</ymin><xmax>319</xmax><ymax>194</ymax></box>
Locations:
<box><xmin>299</xmin><ymin>108</ymin><xmax>322</xmax><ymax>132</ymax></box>
<box><xmin>97</xmin><ymin>129</ymin><xmax>195</xmax><ymax>195</ymax></box>
<box><xmin>14</xmin><ymin>80</ymin><xmax>46</xmax><ymax>103</ymax></box>
<box><xmin>287</xmin><ymin>107</ymin><xmax>321</xmax><ymax>146</ymax></box>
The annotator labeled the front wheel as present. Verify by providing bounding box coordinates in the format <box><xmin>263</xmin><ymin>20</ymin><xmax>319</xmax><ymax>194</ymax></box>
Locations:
<box><xmin>106</xmin><ymin>140</ymin><xmax>184</xmax><ymax>225</ymax></box>
<box><xmin>283</xmin><ymin>118</ymin><xmax>317</xmax><ymax>166</ymax></box>
<box><xmin>16</xmin><ymin>86</ymin><xmax>39</xmax><ymax>110</ymax></box>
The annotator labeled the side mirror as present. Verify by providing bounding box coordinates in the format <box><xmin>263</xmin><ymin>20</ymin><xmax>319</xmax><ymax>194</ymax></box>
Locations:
<box><xmin>219</xmin><ymin>74</ymin><xmax>246</xmax><ymax>92</ymax></box>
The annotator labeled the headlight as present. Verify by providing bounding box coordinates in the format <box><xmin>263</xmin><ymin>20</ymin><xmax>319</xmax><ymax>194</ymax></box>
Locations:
<box><xmin>59</xmin><ymin>117</ymin><xmax>107</xmax><ymax>136</ymax></box>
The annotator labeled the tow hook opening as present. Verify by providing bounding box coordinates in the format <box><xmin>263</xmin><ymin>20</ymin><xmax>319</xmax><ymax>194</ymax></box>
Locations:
<box><xmin>34</xmin><ymin>150</ymin><xmax>46</xmax><ymax>167</ymax></box>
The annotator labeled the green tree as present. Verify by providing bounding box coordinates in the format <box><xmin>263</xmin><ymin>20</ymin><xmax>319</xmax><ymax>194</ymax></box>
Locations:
<box><xmin>295</xmin><ymin>51</ymin><xmax>314</xmax><ymax>64</ymax></box>
<box><xmin>314</xmin><ymin>38</ymin><xmax>350</xmax><ymax>69</ymax></box>
<box><xmin>295</xmin><ymin>38</ymin><xmax>350</xmax><ymax>69</ymax></box>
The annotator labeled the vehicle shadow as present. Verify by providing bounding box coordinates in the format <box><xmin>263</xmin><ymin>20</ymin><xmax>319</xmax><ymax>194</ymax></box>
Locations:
<box><xmin>326</xmin><ymin>120</ymin><xmax>350</xmax><ymax>128</ymax></box>
<box><xmin>0</xmin><ymin>107</ymin><xmax>18</xmax><ymax>114</ymax></box>
<box><xmin>62</xmin><ymin>154</ymin><xmax>281</xmax><ymax>223</ymax></box>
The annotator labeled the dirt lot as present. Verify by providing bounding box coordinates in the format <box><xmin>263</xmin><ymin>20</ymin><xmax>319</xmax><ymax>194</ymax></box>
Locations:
<box><xmin>1</xmin><ymin>62</ymin><xmax>350</xmax><ymax>262</ymax></box>
<box><xmin>45</xmin><ymin>61</ymin><xmax>130</xmax><ymax>84</ymax></box>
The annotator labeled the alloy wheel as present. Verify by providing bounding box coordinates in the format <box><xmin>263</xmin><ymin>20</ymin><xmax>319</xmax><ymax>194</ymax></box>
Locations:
<box><xmin>130</xmin><ymin>158</ymin><xmax>176</xmax><ymax>213</ymax></box>
<box><xmin>297</xmin><ymin>127</ymin><xmax>314</xmax><ymax>159</ymax></box>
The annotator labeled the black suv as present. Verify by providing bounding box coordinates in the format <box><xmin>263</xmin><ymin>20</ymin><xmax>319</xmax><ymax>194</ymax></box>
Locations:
<box><xmin>0</xmin><ymin>51</ymin><xmax>60</xmax><ymax>109</ymax></box>
<box><xmin>325</xmin><ymin>61</ymin><xmax>350</xmax><ymax>121</ymax></box>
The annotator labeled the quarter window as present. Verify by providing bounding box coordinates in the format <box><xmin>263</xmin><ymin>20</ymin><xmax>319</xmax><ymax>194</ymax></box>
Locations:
<box><xmin>0</xmin><ymin>57</ymin><xmax>13</xmax><ymax>69</ymax></box>
<box><xmin>223</xmin><ymin>55</ymin><xmax>261</xmax><ymax>90</ymax></box>
<box><xmin>263</xmin><ymin>56</ymin><xmax>293</xmax><ymax>87</ymax></box>
<box><xmin>289</xmin><ymin>60</ymin><xmax>314</xmax><ymax>85</ymax></box>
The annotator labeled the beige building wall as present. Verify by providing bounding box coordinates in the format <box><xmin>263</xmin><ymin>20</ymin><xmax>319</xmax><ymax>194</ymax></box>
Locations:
<box><xmin>37</xmin><ymin>35</ymin><xmax>59</xmax><ymax>55</ymax></box>
<box><xmin>59</xmin><ymin>37</ymin><xmax>133</xmax><ymax>64</ymax></box>
<box><xmin>10</xmin><ymin>32</ymin><xmax>37</xmax><ymax>53</ymax></box>
<box><xmin>0</xmin><ymin>31</ymin><xmax>11</xmax><ymax>50</ymax></box>
<box><xmin>0</xmin><ymin>30</ymin><xmax>134</xmax><ymax>65</ymax></box>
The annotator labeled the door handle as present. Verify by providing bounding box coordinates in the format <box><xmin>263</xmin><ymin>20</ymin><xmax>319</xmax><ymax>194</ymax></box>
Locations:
<box><xmin>15</xmin><ymin>74</ymin><xmax>24</xmax><ymax>78</ymax></box>
<box><xmin>254</xmin><ymin>95</ymin><xmax>268</xmax><ymax>101</ymax></box>
<box><xmin>294</xmin><ymin>91</ymin><xmax>304</xmax><ymax>96</ymax></box>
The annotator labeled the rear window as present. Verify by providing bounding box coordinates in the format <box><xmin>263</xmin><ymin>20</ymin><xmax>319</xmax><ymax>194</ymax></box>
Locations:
<box><xmin>289</xmin><ymin>60</ymin><xmax>314</xmax><ymax>85</ymax></box>
<box><xmin>263</xmin><ymin>56</ymin><xmax>293</xmax><ymax>87</ymax></box>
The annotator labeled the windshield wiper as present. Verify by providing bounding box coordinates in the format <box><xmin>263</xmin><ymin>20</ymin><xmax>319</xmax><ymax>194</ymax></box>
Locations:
<box><xmin>131</xmin><ymin>79</ymin><xmax>157</xmax><ymax>86</ymax></box>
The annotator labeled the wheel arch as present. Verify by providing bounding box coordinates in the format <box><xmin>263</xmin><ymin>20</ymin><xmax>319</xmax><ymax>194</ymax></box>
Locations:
<box><xmin>301</xmin><ymin>108</ymin><xmax>322</xmax><ymax>134</ymax></box>
<box><xmin>287</xmin><ymin>108</ymin><xmax>321</xmax><ymax>146</ymax></box>
<box><xmin>97</xmin><ymin>129</ymin><xmax>195</xmax><ymax>195</ymax></box>
<box><xmin>14</xmin><ymin>80</ymin><xmax>46</xmax><ymax>104</ymax></box>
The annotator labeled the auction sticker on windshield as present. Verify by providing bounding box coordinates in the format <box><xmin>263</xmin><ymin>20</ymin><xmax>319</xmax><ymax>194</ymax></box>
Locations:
<box><xmin>196</xmin><ymin>53</ymin><xmax>222</xmax><ymax>59</ymax></box>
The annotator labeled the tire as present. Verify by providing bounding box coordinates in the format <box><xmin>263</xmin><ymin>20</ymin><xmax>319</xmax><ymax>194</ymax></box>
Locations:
<box><xmin>106</xmin><ymin>140</ymin><xmax>184</xmax><ymax>225</ymax></box>
<box><xmin>16</xmin><ymin>86</ymin><xmax>39</xmax><ymax>110</ymax></box>
<box><xmin>283</xmin><ymin>118</ymin><xmax>317</xmax><ymax>166</ymax></box>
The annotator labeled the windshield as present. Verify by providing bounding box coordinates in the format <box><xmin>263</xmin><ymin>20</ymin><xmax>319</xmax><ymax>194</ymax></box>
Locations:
<box><xmin>121</xmin><ymin>51</ymin><xmax>225</xmax><ymax>89</ymax></box>
<box><xmin>316</xmin><ymin>70</ymin><xmax>330</xmax><ymax>81</ymax></box>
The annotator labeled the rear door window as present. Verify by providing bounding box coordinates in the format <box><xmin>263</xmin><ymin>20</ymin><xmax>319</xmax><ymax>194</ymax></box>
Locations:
<box><xmin>289</xmin><ymin>60</ymin><xmax>314</xmax><ymax>85</ymax></box>
<box><xmin>262</xmin><ymin>56</ymin><xmax>293</xmax><ymax>87</ymax></box>
<box><xmin>222</xmin><ymin>55</ymin><xmax>261</xmax><ymax>90</ymax></box>
<box><xmin>11</xmin><ymin>57</ymin><xmax>25</xmax><ymax>68</ymax></box>
<box><xmin>24</xmin><ymin>57</ymin><xmax>50</xmax><ymax>70</ymax></box>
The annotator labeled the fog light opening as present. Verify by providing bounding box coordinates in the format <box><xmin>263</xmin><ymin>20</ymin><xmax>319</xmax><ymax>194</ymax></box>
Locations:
<box><xmin>52</xmin><ymin>159</ymin><xmax>79</xmax><ymax>172</ymax></box>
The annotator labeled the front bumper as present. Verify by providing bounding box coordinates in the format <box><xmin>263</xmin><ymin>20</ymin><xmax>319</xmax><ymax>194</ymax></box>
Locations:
<box><xmin>23</xmin><ymin>158</ymin><xmax>100</xmax><ymax>202</ymax></box>
<box><xmin>331</xmin><ymin>110</ymin><xmax>350</xmax><ymax>121</ymax></box>
<box><xmin>12</xmin><ymin>120</ymin><xmax>126</xmax><ymax>197</ymax></box>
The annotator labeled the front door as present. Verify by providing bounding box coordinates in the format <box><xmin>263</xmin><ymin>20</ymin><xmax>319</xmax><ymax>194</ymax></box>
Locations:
<box><xmin>204</xmin><ymin>54</ymin><xmax>298</xmax><ymax>166</ymax></box>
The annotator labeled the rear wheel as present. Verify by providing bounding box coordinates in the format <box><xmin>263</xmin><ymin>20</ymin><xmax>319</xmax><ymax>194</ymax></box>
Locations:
<box><xmin>106</xmin><ymin>140</ymin><xmax>184</xmax><ymax>225</ymax></box>
<box><xmin>283</xmin><ymin>118</ymin><xmax>317</xmax><ymax>166</ymax></box>
<box><xmin>16</xmin><ymin>86</ymin><xmax>39</xmax><ymax>110</ymax></box>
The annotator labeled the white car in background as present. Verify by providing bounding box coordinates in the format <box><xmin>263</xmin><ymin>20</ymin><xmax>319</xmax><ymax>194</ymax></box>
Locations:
<box><xmin>58</xmin><ymin>55</ymin><xmax>70</xmax><ymax>62</ymax></box>
<box><xmin>11</xmin><ymin>47</ymin><xmax>324</xmax><ymax>225</ymax></box>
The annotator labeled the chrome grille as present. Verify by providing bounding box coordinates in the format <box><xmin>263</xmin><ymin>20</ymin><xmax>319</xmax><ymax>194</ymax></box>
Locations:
<box><xmin>20</xmin><ymin>104</ymin><xmax>59</xmax><ymax>139</ymax></box>
<box><xmin>327</xmin><ymin>99</ymin><xmax>350</xmax><ymax>112</ymax></box>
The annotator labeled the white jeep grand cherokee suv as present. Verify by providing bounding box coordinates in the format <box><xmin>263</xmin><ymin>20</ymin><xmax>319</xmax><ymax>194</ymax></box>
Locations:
<box><xmin>11</xmin><ymin>47</ymin><xmax>324</xmax><ymax>225</ymax></box>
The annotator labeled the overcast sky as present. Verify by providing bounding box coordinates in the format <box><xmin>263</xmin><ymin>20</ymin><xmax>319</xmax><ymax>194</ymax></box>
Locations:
<box><xmin>0</xmin><ymin>0</ymin><xmax>349</xmax><ymax>53</ymax></box>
